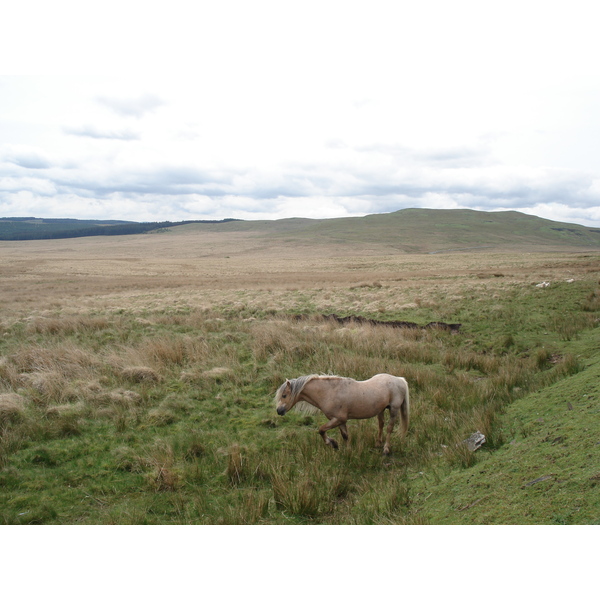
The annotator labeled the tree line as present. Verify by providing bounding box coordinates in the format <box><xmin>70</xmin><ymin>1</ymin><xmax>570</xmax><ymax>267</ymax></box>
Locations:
<box><xmin>0</xmin><ymin>218</ymin><xmax>240</xmax><ymax>241</ymax></box>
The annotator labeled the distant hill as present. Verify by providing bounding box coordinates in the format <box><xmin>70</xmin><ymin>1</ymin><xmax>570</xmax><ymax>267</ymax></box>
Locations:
<box><xmin>173</xmin><ymin>208</ymin><xmax>600</xmax><ymax>253</ymax></box>
<box><xmin>1</xmin><ymin>210</ymin><xmax>599</xmax><ymax>252</ymax></box>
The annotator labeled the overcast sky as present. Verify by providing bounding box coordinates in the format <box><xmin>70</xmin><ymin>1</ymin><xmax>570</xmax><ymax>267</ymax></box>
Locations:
<box><xmin>1</xmin><ymin>0</ymin><xmax>599</xmax><ymax>226</ymax></box>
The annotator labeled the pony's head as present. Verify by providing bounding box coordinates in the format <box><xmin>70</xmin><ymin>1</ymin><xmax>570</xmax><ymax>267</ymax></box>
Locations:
<box><xmin>275</xmin><ymin>379</ymin><xmax>294</xmax><ymax>416</ymax></box>
<box><xmin>275</xmin><ymin>375</ymin><xmax>319</xmax><ymax>416</ymax></box>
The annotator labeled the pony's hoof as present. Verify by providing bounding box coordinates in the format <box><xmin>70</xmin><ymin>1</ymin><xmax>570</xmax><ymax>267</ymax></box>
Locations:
<box><xmin>329</xmin><ymin>439</ymin><xmax>339</xmax><ymax>450</ymax></box>
<box><xmin>382</xmin><ymin>447</ymin><xmax>390</xmax><ymax>455</ymax></box>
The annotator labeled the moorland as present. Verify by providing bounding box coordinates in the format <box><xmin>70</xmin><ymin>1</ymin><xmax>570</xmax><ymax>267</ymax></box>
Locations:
<box><xmin>0</xmin><ymin>209</ymin><xmax>599</xmax><ymax>524</ymax></box>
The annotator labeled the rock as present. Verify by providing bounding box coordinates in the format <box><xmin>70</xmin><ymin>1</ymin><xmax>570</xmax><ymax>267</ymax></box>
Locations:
<box><xmin>463</xmin><ymin>431</ymin><xmax>486</xmax><ymax>451</ymax></box>
<box><xmin>523</xmin><ymin>475</ymin><xmax>553</xmax><ymax>487</ymax></box>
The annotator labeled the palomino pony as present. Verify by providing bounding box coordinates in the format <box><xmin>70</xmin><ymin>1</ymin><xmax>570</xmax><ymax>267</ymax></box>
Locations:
<box><xmin>275</xmin><ymin>374</ymin><xmax>409</xmax><ymax>455</ymax></box>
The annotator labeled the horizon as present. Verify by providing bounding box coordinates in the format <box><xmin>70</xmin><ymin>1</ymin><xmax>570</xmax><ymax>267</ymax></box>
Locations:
<box><xmin>1</xmin><ymin>207</ymin><xmax>598</xmax><ymax>228</ymax></box>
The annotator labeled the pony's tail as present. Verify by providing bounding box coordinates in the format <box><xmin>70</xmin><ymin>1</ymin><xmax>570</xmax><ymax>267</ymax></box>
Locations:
<box><xmin>399</xmin><ymin>379</ymin><xmax>410</xmax><ymax>436</ymax></box>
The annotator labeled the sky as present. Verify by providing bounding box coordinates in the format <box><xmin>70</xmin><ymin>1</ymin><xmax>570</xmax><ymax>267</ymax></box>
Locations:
<box><xmin>1</xmin><ymin>0</ymin><xmax>600</xmax><ymax>226</ymax></box>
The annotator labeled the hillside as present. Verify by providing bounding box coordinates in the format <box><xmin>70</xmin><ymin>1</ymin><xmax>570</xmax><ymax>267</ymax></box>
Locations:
<box><xmin>161</xmin><ymin>208</ymin><xmax>600</xmax><ymax>253</ymax></box>
<box><xmin>414</xmin><ymin>327</ymin><xmax>600</xmax><ymax>524</ymax></box>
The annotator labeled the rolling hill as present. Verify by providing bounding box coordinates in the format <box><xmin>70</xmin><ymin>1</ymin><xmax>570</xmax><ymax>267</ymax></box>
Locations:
<box><xmin>173</xmin><ymin>208</ymin><xmax>600</xmax><ymax>253</ymax></box>
<box><xmin>1</xmin><ymin>209</ymin><xmax>599</xmax><ymax>253</ymax></box>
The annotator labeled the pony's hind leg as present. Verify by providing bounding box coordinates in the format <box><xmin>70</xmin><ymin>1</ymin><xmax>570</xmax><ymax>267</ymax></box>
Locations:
<box><xmin>377</xmin><ymin>411</ymin><xmax>385</xmax><ymax>447</ymax></box>
<box><xmin>319</xmin><ymin>417</ymin><xmax>344</xmax><ymax>450</ymax></box>
<box><xmin>383</xmin><ymin>408</ymin><xmax>398</xmax><ymax>455</ymax></box>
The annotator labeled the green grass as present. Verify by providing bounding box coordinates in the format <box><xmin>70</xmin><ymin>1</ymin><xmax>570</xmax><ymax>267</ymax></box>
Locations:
<box><xmin>0</xmin><ymin>278</ymin><xmax>599</xmax><ymax>524</ymax></box>
<box><xmin>412</xmin><ymin>331</ymin><xmax>600</xmax><ymax>524</ymax></box>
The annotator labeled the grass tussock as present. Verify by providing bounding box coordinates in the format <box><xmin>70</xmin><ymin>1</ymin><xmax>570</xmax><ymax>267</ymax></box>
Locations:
<box><xmin>121</xmin><ymin>366</ymin><xmax>162</xmax><ymax>384</ymax></box>
<box><xmin>145</xmin><ymin>441</ymin><xmax>181</xmax><ymax>492</ymax></box>
<box><xmin>0</xmin><ymin>393</ymin><xmax>28</xmax><ymax>426</ymax></box>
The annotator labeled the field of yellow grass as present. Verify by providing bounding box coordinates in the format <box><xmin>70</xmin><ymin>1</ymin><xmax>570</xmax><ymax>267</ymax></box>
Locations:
<box><xmin>2</xmin><ymin>227</ymin><xmax>597</xmax><ymax>317</ymax></box>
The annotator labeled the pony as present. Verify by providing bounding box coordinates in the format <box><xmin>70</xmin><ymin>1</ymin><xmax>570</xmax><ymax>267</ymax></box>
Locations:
<box><xmin>275</xmin><ymin>374</ymin><xmax>409</xmax><ymax>454</ymax></box>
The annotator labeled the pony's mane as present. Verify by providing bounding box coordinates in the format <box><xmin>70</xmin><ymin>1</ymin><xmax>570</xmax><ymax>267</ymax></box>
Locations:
<box><xmin>275</xmin><ymin>374</ymin><xmax>342</xmax><ymax>415</ymax></box>
<box><xmin>286</xmin><ymin>374</ymin><xmax>319</xmax><ymax>401</ymax></box>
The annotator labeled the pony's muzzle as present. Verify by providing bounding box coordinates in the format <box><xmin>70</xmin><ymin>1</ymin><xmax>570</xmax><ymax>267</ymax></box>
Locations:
<box><xmin>277</xmin><ymin>406</ymin><xmax>287</xmax><ymax>416</ymax></box>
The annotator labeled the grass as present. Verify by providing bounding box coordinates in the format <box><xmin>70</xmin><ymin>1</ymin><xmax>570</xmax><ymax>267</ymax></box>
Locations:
<box><xmin>1</xmin><ymin>250</ymin><xmax>599</xmax><ymax>523</ymax></box>
<box><xmin>413</xmin><ymin>337</ymin><xmax>600</xmax><ymax>524</ymax></box>
<box><xmin>1</xmin><ymin>226</ymin><xmax>599</xmax><ymax>524</ymax></box>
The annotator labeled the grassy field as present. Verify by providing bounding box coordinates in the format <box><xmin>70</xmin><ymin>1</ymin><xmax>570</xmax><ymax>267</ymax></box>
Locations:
<box><xmin>1</xmin><ymin>219</ymin><xmax>599</xmax><ymax>524</ymax></box>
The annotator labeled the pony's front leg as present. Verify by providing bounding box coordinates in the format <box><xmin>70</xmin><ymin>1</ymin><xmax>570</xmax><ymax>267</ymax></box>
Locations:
<box><xmin>319</xmin><ymin>418</ymin><xmax>344</xmax><ymax>450</ymax></box>
<box><xmin>339</xmin><ymin>423</ymin><xmax>349</xmax><ymax>442</ymax></box>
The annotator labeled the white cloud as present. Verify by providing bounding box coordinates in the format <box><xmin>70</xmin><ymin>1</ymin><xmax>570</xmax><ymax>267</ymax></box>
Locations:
<box><xmin>2</xmin><ymin>145</ymin><xmax>53</xmax><ymax>170</ymax></box>
<box><xmin>1</xmin><ymin>1</ymin><xmax>599</xmax><ymax>227</ymax></box>
<box><xmin>95</xmin><ymin>94</ymin><xmax>165</xmax><ymax>118</ymax></box>
<box><xmin>63</xmin><ymin>125</ymin><xmax>140</xmax><ymax>141</ymax></box>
